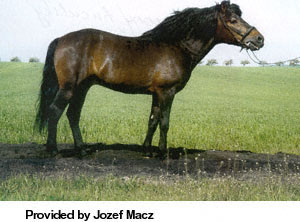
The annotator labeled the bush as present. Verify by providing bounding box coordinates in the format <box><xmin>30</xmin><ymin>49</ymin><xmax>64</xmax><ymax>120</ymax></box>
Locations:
<box><xmin>240</xmin><ymin>60</ymin><xmax>250</xmax><ymax>66</ymax></box>
<box><xmin>206</xmin><ymin>59</ymin><xmax>218</xmax><ymax>66</ymax></box>
<box><xmin>10</xmin><ymin>57</ymin><xmax>21</xmax><ymax>62</ymax></box>
<box><xmin>289</xmin><ymin>59</ymin><xmax>299</xmax><ymax>66</ymax></box>
<box><xmin>29</xmin><ymin>57</ymin><xmax>40</xmax><ymax>63</ymax></box>
<box><xmin>224</xmin><ymin>59</ymin><xmax>233</xmax><ymax>66</ymax></box>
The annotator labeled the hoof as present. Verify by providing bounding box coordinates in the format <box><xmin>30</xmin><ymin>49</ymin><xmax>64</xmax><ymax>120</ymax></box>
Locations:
<box><xmin>75</xmin><ymin>146</ymin><xmax>88</xmax><ymax>158</ymax></box>
<box><xmin>144</xmin><ymin>151</ymin><xmax>154</xmax><ymax>158</ymax></box>
<box><xmin>79</xmin><ymin>149</ymin><xmax>88</xmax><ymax>157</ymax></box>
<box><xmin>46</xmin><ymin>146</ymin><xmax>58</xmax><ymax>156</ymax></box>
<box><xmin>143</xmin><ymin>146</ymin><xmax>154</xmax><ymax>158</ymax></box>
<box><xmin>155</xmin><ymin>150</ymin><xmax>167</xmax><ymax>160</ymax></box>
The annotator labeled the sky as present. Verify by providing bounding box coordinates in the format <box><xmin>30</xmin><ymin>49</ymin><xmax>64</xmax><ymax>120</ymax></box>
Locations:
<box><xmin>0</xmin><ymin>0</ymin><xmax>299</xmax><ymax>65</ymax></box>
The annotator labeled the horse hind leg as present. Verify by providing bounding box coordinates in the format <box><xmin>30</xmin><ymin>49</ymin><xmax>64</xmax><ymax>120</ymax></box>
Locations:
<box><xmin>66</xmin><ymin>82</ymin><xmax>92</xmax><ymax>154</ymax></box>
<box><xmin>46</xmin><ymin>88</ymin><xmax>73</xmax><ymax>154</ymax></box>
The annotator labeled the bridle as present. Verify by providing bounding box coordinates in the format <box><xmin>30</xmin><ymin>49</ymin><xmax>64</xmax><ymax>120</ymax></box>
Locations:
<box><xmin>219</xmin><ymin>14</ymin><xmax>256</xmax><ymax>49</ymax></box>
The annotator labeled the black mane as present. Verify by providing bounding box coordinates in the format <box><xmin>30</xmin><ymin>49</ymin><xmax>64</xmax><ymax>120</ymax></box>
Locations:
<box><xmin>141</xmin><ymin>2</ymin><xmax>242</xmax><ymax>44</ymax></box>
<box><xmin>226</xmin><ymin>3</ymin><xmax>242</xmax><ymax>17</ymax></box>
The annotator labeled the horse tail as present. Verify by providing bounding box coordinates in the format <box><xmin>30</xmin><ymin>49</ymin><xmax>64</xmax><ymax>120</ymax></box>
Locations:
<box><xmin>35</xmin><ymin>38</ymin><xmax>60</xmax><ymax>133</ymax></box>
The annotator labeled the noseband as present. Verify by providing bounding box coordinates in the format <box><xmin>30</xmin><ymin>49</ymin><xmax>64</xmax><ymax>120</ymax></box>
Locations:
<box><xmin>219</xmin><ymin>14</ymin><xmax>256</xmax><ymax>49</ymax></box>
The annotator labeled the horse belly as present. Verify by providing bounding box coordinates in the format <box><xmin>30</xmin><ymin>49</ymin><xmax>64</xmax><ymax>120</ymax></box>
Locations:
<box><xmin>91</xmin><ymin>53</ymin><xmax>154</xmax><ymax>94</ymax></box>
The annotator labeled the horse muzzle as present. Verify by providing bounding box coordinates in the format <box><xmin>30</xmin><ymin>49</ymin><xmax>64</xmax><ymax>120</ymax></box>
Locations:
<box><xmin>244</xmin><ymin>33</ymin><xmax>264</xmax><ymax>51</ymax></box>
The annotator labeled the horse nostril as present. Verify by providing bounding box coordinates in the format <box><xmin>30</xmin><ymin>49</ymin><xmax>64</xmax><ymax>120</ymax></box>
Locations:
<box><xmin>257</xmin><ymin>36</ymin><xmax>264</xmax><ymax>43</ymax></box>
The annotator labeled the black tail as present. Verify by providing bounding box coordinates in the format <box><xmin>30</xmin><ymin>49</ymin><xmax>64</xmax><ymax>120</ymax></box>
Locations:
<box><xmin>35</xmin><ymin>38</ymin><xmax>60</xmax><ymax>133</ymax></box>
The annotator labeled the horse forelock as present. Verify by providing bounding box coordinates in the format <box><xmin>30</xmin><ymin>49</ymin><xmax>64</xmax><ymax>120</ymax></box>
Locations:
<box><xmin>215</xmin><ymin>1</ymin><xmax>242</xmax><ymax>17</ymax></box>
<box><xmin>229</xmin><ymin>4</ymin><xmax>242</xmax><ymax>17</ymax></box>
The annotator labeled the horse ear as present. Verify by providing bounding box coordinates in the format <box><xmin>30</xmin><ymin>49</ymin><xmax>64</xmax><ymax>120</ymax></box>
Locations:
<box><xmin>220</xmin><ymin>1</ymin><xmax>230</xmax><ymax>14</ymax></box>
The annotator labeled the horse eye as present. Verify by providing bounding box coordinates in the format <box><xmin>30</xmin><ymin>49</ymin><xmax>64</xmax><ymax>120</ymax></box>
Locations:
<box><xmin>230</xmin><ymin>18</ymin><xmax>238</xmax><ymax>24</ymax></box>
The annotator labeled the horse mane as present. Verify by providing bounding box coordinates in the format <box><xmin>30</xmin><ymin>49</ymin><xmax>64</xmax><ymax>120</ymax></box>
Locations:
<box><xmin>226</xmin><ymin>3</ymin><xmax>242</xmax><ymax>17</ymax></box>
<box><xmin>141</xmin><ymin>1</ymin><xmax>242</xmax><ymax>44</ymax></box>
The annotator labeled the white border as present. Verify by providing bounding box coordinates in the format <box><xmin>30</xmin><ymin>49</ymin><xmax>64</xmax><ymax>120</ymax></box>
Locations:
<box><xmin>1</xmin><ymin>201</ymin><xmax>299</xmax><ymax>222</ymax></box>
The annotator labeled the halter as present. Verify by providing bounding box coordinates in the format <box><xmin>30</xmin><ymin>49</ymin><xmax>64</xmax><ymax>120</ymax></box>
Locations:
<box><xmin>219</xmin><ymin>14</ymin><xmax>256</xmax><ymax>49</ymax></box>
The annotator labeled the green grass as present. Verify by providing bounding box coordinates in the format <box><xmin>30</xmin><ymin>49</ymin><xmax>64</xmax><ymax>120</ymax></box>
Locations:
<box><xmin>1</xmin><ymin>175</ymin><xmax>300</xmax><ymax>201</ymax></box>
<box><xmin>1</xmin><ymin>62</ymin><xmax>300</xmax><ymax>155</ymax></box>
<box><xmin>1</xmin><ymin>62</ymin><xmax>300</xmax><ymax>201</ymax></box>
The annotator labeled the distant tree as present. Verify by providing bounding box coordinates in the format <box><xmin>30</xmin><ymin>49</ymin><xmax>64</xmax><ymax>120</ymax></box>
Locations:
<box><xmin>224</xmin><ymin>59</ymin><xmax>233</xmax><ymax>66</ymax></box>
<box><xmin>259</xmin><ymin>61</ymin><xmax>268</xmax><ymax>67</ymax></box>
<box><xmin>275</xmin><ymin>62</ymin><xmax>284</xmax><ymax>67</ymax></box>
<box><xmin>289</xmin><ymin>59</ymin><xmax>300</xmax><ymax>66</ymax></box>
<box><xmin>10</xmin><ymin>57</ymin><xmax>21</xmax><ymax>62</ymax></box>
<box><xmin>240</xmin><ymin>60</ymin><xmax>250</xmax><ymax>66</ymax></box>
<box><xmin>206</xmin><ymin>59</ymin><xmax>218</xmax><ymax>66</ymax></box>
<box><xmin>29</xmin><ymin>57</ymin><xmax>40</xmax><ymax>63</ymax></box>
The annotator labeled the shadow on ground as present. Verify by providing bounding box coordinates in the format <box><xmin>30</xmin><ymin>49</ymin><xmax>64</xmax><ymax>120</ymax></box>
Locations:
<box><xmin>0</xmin><ymin>142</ymin><xmax>299</xmax><ymax>181</ymax></box>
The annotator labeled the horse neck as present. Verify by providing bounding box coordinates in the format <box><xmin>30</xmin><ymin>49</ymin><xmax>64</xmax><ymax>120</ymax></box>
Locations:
<box><xmin>177</xmin><ymin>18</ymin><xmax>218</xmax><ymax>68</ymax></box>
<box><xmin>179</xmin><ymin>37</ymin><xmax>216</xmax><ymax>67</ymax></box>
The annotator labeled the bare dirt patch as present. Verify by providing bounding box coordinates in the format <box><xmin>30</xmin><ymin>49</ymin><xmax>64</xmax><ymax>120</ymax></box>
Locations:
<box><xmin>0</xmin><ymin>142</ymin><xmax>299</xmax><ymax>181</ymax></box>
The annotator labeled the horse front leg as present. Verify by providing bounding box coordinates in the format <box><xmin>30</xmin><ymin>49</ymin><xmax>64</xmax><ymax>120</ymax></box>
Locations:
<box><xmin>143</xmin><ymin>94</ymin><xmax>160</xmax><ymax>154</ymax></box>
<box><xmin>157</xmin><ymin>90</ymin><xmax>175</xmax><ymax>159</ymax></box>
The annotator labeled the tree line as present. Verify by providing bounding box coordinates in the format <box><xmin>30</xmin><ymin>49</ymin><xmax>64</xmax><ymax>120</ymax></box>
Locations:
<box><xmin>7</xmin><ymin>57</ymin><xmax>40</xmax><ymax>63</ymax></box>
<box><xmin>200</xmin><ymin>58</ymin><xmax>300</xmax><ymax>67</ymax></box>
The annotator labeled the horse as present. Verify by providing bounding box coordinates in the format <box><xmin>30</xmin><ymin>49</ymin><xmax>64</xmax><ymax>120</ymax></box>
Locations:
<box><xmin>35</xmin><ymin>1</ymin><xmax>264</xmax><ymax>158</ymax></box>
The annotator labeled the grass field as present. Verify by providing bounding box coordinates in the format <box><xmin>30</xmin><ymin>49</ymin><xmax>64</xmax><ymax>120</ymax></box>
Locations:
<box><xmin>1</xmin><ymin>62</ymin><xmax>300</xmax><ymax>201</ymax></box>
<box><xmin>1</xmin><ymin>175</ymin><xmax>300</xmax><ymax>201</ymax></box>
<box><xmin>1</xmin><ymin>62</ymin><xmax>300</xmax><ymax>155</ymax></box>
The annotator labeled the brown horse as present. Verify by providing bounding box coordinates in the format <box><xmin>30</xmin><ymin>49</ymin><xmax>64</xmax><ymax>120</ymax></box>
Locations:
<box><xmin>35</xmin><ymin>1</ymin><xmax>264</xmax><ymax>157</ymax></box>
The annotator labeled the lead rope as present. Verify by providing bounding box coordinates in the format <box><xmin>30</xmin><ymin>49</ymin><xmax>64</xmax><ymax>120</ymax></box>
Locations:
<box><xmin>245</xmin><ymin>50</ymin><xmax>261</xmax><ymax>65</ymax></box>
<box><xmin>245</xmin><ymin>49</ymin><xmax>300</xmax><ymax>66</ymax></box>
